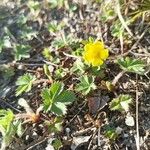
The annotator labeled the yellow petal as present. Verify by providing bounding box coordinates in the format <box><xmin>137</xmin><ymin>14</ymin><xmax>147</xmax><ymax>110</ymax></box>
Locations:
<box><xmin>92</xmin><ymin>59</ymin><xmax>103</xmax><ymax>66</ymax></box>
<box><xmin>94</xmin><ymin>41</ymin><xmax>104</xmax><ymax>49</ymax></box>
<box><xmin>100</xmin><ymin>48</ymin><xmax>109</xmax><ymax>60</ymax></box>
<box><xmin>84</xmin><ymin>44</ymin><xmax>92</xmax><ymax>52</ymax></box>
<box><xmin>83</xmin><ymin>52</ymin><xmax>92</xmax><ymax>63</ymax></box>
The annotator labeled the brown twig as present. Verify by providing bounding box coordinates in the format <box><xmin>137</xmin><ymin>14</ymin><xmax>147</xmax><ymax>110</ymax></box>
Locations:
<box><xmin>135</xmin><ymin>74</ymin><xmax>140</xmax><ymax>150</ymax></box>
<box><xmin>112</xmin><ymin>70</ymin><xmax>126</xmax><ymax>86</ymax></box>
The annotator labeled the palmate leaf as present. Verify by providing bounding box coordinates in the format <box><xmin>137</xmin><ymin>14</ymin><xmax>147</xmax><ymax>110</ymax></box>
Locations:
<box><xmin>75</xmin><ymin>75</ymin><xmax>96</xmax><ymax>95</ymax></box>
<box><xmin>117</xmin><ymin>57</ymin><xmax>145</xmax><ymax>74</ymax></box>
<box><xmin>14</xmin><ymin>44</ymin><xmax>31</xmax><ymax>61</ymax></box>
<box><xmin>109</xmin><ymin>94</ymin><xmax>132</xmax><ymax>112</ymax></box>
<box><xmin>41</xmin><ymin>82</ymin><xmax>76</xmax><ymax>115</ymax></box>
<box><xmin>16</xmin><ymin>73</ymin><xmax>36</xmax><ymax>96</ymax></box>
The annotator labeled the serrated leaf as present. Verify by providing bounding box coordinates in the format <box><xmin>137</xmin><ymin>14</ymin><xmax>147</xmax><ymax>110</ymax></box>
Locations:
<box><xmin>41</xmin><ymin>88</ymin><xmax>53</xmax><ymax>111</ymax></box>
<box><xmin>109</xmin><ymin>94</ymin><xmax>132</xmax><ymax>112</ymax></box>
<box><xmin>14</xmin><ymin>44</ymin><xmax>31</xmax><ymax>61</ymax></box>
<box><xmin>16</xmin><ymin>73</ymin><xmax>36</xmax><ymax>96</ymax></box>
<box><xmin>50</xmin><ymin>82</ymin><xmax>64</xmax><ymax>100</ymax></box>
<box><xmin>56</xmin><ymin>91</ymin><xmax>76</xmax><ymax>104</ymax></box>
<box><xmin>75</xmin><ymin>75</ymin><xmax>96</xmax><ymax>95</ymax></box>
<box><xmin>117</xmin><ymin>57</ymin><xmax>145</xmax><ymax>74</ymax></box>
<box><xmin>51</xmin><ymin>102</ymin><xmax>67</xmax><ymax>116</ymax></box>
<box><xmin>41</xmin><ymin>82</ymin><xmax>76</xmax><ymax>115</ymax></box>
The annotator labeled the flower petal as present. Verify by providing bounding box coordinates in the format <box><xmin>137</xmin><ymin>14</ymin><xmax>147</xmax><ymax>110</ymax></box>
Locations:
<box><xmin>94</xmin><ymin>41</ymin><xmax>104</xmax><ymax>49</ymax></box>
<box><xmin>92</xmin><ymin>59</ymin><xmax>103</xmax><ymax>66</ymax></box>
<box><xmin>100</xmin><ymin>48</ymin><xmax>109</xmax><ymax>60</ymax></box>
<box><xmin>84</xmin><ymin>44</ymin><xmax>92</xmax><ymax>52</ymax></box>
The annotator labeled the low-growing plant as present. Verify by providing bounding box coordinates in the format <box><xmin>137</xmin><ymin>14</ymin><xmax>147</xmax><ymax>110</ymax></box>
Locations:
<box><xmin>14</xmin><ymin>44</ymin><xmax>31</xmax><ymax>61</ymax></box>
<box><xmin>117</xmin><ymin>57</ymin><xmax>145</xmax><ymax>75</ymax></box>
<box><xmin>75</xmin><ymin>75</ymin><xmax>96</xmax><ymax>95</ymax></box>
<box><xmin>104</xmin><ymin>126</ymin><xmax>118</xmax><ymax>141</ymax></box>
<box><xmin>0</xmin><ymin>109</ymin><xmax>23</xmax><ymax>150</ymax></box>
<box><xmin>109</xmin><ymin>94</ymin><xmax>132</xmax><ymax>112</ymax></box>
<box><xmin>47</xmin><ymin>21</ymin><xmax>64</xmax><ymax>33</ymax></box>
<box><xmin>16</xmin><ymin>73</ymin><xmax>36</xmax><ymax>96</ymax></box>
<box><xmin>41</xmin><ymin>82</ymin><xmax>76</xmax><ymax>115</ymax></box>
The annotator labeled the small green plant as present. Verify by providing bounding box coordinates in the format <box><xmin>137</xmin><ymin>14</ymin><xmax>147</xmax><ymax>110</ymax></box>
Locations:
<box><xmin>52</xmin><ymin>138</ymin><xmax>63</xmax><ymax>150</ymax></box>
<box><xmin>27</xmin><ymin>0</ymin><xmax>40</xmax><ymax>13</ymax></box>
<box><xmin>48</xmin><ymin>0</ymin><xmax>65</xmax><ymax>8</ymax></box>
<box><xmin>109</xmin><ymin>94</ymin><xmax>132</xmax><ymax>112</ymax></box>
<box><xmin>100</xmin><ymin>1</ymin><xmax>116</xmax><ymax>22</ymax></box>
<box><xmin>0</xmin><ymin>109</ymin><xmax>22</xmax><ymax>150</ymax></box>
<box><xmin>14</xmin><ymin>44</ymin><xmax>31</xmax><ymax>61</ymax></box>
<box><xmin>41</xmin><ymin>82</ymin><xmax>76</xmax><ymax>116</ymax></box>
<box><xmin>42</xmin><ymin>48</ymin><xmax>52</xmax><ymax>60</ymax></box>
<box><xmin>117</xmin><ymin>57</ymin><xmax>145</xmax><ymax>74</ymax></box>
<box><xmin>47</xmin><ymin>21</ymin><xmax>64</xmax><ymax>33</ymax></box>
<box><xmin>55</xmin><ymin>68</ymin><xmax>68</xmax><ymax>79</ymax></box>
<box><xmin>45</xmin><ymin>116</ymin><xmax>63</xmax><ymax>133</ymax></box>
<box><xmin>71</xmin><ymin>59</ymin><xmax>85</xmax><ymax>75</ymax></box>
<box><xmin>104</xmin><ymin>126</ymin><xmax>118</xmax><ymax>141</ymax></box>
<box><xmin>75</xmin><ymin>75</ymin><xmax>96</xmax><ymax>95</ymax></box>
<box><xmin>52</xmin><ymin>35</ymin><xmax>77</xmax><ymax>49</ymax></box>
<box><xmin>16</xmin><ymin>73</ymin><xmax>36</xmax><ymax>96</ymax></box>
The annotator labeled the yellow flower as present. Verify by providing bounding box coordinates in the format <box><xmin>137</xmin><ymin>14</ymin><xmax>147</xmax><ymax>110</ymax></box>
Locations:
<box><xmin>83</xmin><ymin>41</ymin><xmax>109</xmax><ymax>66</ymax></box>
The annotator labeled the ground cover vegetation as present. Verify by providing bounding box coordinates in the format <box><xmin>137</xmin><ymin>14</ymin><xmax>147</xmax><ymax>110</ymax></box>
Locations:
<box><xmin>0</xmin><ymin>0</ymin><xmax>149</xmax><ymax>150</ymax></box>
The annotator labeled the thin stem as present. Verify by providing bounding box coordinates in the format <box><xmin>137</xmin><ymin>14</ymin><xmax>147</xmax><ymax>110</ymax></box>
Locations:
<box><xmin>135</xmin><ymin>74</ymin><xmax>140</xmax><ymax>150</ymax></box>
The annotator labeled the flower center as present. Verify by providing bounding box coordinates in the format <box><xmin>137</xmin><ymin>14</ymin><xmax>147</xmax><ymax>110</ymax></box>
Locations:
<box><xmin>92</xmin><ymin>49</ymin><xmax>101</xmax><ymax>59</ymax></box>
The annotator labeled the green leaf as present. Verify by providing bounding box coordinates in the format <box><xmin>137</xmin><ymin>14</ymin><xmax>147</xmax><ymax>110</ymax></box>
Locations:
<box><xmin>117</xmin><ymin>57</ymin><xmax>145</xmax><ymax>74</ymax></box>
<box><xmin>45</xmin><ymin>116</ymin><xmax>63</xmax><ymax>133</ymax></box>
<box><xmin>104</xmin><ymin>126</ymin><xmax>118</xmax><ymax>141</ymax></box>
<box><xmin>0</xmin><ymin>109</ymin><xmax>17</xmax><ymax>149</ymax></box>
<box><xmin>71</xmin><ymin>59</ymin><xmax>85</xmax><ymax>75</ymax></box>
<box><xmin>43</xmin><ymin>64</ymin><xmax>53</xmax><ymax>81</ymax></box>
<box><xmin>50</xmin><ymin>82</ymin><xmax>64</xmax><ymax>101</ymax></box>
<box><xmin>42</xmin><ymin>48</ymin><xmax>52</xmax><ymax>60</ymax></box>
<box><xmin>51</xmin><ymin>102</ymin><xmax>67</xmax><ymax>116</ymax></box>
<box><xmin>41</xmin><ymin>88</ymin><xmax>53</xmax><ymax>111</ymax></box>
<box><xmin>16</xmin><ymin>73</ymin><xmax>36</xmax><ymax>96</ymax></box>
<box><xmin>56</xmin><ymin>91</ymin><xmax>76</xmax><ymax>104</ymax></box>
<box><xmin>109</xmin><ymin>94</ymin><xmax>132</xmax><ymax>112</ymax></box>
<box><xmin>41</xmin><ymin>82</ymin><xmax>76</xmax><ymax>115</ymax></box>
<box><xmin>14</xmin><ymin>44</ymin><xmax>31</xmax><ymax>61</ymax></box>
<box><xmin>52</xmin><ymin>139</ymin><xmax>63</xmax><ymax>150</ymax></box>
<box><xmin>75</xmin><ymin>75</ymin><xmax>96</xmax><ymax>95</ymax></box>
<box><xmin>0</xmin><ymin>109</ymin><xmax>14</xmax><ymax>131</ymax></box>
